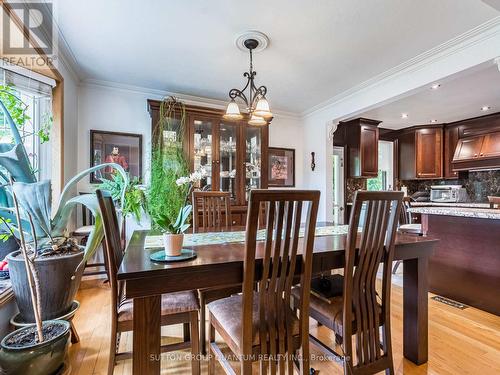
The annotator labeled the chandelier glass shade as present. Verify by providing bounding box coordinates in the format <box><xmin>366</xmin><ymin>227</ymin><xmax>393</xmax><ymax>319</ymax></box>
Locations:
<box><xmin>224</xmin><ymin>38</ymin><xmax>273</xmax><ymax>125</ymax></box>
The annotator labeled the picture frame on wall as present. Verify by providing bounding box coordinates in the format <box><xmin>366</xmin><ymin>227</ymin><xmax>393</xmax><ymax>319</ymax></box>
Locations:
<box><xmin>268</xmin><ymin>147</ymin><xmax>295</xmax><ymax>187</ymax></box>
<box><xmin>89</xmin><ymin>130</ymin><xmax>142</xmax><ymax>183</ymax></box>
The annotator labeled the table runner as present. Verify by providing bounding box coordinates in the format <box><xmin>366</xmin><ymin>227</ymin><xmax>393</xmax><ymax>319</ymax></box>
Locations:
<box><xmin>144</xmin><ymin>224</ymin><xmax>350</xmax><ymax>249</ymax></box>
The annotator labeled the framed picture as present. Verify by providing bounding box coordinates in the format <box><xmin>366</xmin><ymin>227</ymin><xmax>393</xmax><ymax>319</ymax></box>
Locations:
<box><xmin>268</xmin><ymin>147</ymin><xmax>295</xmax><ymax>187</ymax></box>
<box><xmin>90</xmin><ymin>130</ymin><xmax>142</xmax><ymax>183</ymax></box>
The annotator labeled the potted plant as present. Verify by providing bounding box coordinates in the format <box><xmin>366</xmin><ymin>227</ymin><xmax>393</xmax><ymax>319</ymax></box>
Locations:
<box><xmin>0</xmin><ymin>184</ymin><xmax>70</xmax><ymax>375</ymax></box>
<box><xmin>0</xmin><ymin>94</ymin><xmax>127</xmax><ymax>322</ymax></box>
<box><xmin>3</xmin><ymin>163</ymin><xmax>126</xmax><ymax>322</ymax></box>
<box><xmin>98</xmin><ymin>172</ymin><xmax>147</xmax><ymax>225</ymax></box>
<box><xmin>0</xmin><ymin>87</ymin><xmax>37</xmax><ymax>261</ymax></box>
<box><xmin>146</xmin><ymin>97</ymin><xmax>205</xmax><ymax>256</ymax></box>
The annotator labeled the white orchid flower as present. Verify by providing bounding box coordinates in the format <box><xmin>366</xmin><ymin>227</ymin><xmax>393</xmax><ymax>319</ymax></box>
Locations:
<box><xmin>175</xmin><ymin>176</ymin><xmax>190</xmax><ymax>186</ymax></box>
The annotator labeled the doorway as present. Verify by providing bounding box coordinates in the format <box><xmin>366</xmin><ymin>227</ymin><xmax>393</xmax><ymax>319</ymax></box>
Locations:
<box><xmin>332</xmin><ymin>146</ymin><xmax>345</xmax><ymax>225</ymax></box>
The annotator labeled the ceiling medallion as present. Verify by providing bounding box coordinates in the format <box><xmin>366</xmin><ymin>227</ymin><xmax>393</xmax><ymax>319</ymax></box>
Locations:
<box><xmin>224</xmin><ymin>31</ymin><xmax>273</xmax><ymax>126</ymax></box>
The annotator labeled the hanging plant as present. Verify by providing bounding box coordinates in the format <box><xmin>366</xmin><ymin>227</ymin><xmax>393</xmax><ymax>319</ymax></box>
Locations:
<box><xmin>147</xmin><ymin>97</ymin><xmax>191</xmax><ymax>233</ymax></box>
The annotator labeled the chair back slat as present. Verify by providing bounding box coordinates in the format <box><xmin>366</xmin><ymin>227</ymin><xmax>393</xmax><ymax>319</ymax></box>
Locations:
<box><xmin>242</xmin><ymin>189</ymin><xmax>320</xmax><ymax>374</ymax></box>
<box><xmin>96</xmin><ymin>190</ymin><xmax>125</xmax><ymax>312</ymax></box>
<box><xmin>343</xmin><ymin>190</ymin><xmax>403</xmax><ymax>370</ymax></box>
<box><xmin>399</xmin><ymin>196</ymin><xmax>412</xmax><ymax>225</ymax></box>
<box><xmin>192</xmin><ymin>191</ymin><xmax>231</xmax><ymax>232</ymax></box>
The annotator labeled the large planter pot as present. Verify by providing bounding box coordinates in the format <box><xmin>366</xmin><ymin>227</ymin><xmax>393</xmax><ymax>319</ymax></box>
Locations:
<box><xmin>7</xmin><ymin>249</ymin><xmax>84</xmax><ymax>322</ymax></box>
<box><xmin>0</xmin><ymin>320</ymin><xmax>70</xmax><ymax>375</ymax></box>
<box><xmin>163</xmin><ymin>233</ymin><xmax>184</xmax><ymax>256</ymax></box>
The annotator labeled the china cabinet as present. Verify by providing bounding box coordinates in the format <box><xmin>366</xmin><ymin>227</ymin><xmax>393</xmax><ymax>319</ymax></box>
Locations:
<box><xmin>148</xmin><ymin>100</ymin><xmax>268</xmax><ymax>225</ymax></box>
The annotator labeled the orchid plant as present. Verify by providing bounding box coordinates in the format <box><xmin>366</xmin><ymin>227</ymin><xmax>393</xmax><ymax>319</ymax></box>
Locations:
<box><xmin>154</xmin><ymin>169</ymin><xmax>206</xmax><ymax>234</ymax></box>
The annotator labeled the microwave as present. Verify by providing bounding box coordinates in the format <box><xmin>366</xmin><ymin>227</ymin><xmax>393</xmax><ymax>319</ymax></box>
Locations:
<box><xmin>430</xmin><ymin>185</ymin><xmax>467</xmax><ymax>203</ymax></box>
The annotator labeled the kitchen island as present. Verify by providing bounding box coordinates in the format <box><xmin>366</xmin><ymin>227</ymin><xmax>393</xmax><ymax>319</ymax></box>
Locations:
<box><xmin>409</xmin><ymin>206</ymin><xmax>500</xmax><ymax>315</ymax></box>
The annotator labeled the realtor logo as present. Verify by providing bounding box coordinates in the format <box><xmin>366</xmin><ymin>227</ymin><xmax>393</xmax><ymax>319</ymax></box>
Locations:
<box><xmin>1</xmin><ymin>1</ymin><xmax>57</xmax><ymax>68</ymax></box>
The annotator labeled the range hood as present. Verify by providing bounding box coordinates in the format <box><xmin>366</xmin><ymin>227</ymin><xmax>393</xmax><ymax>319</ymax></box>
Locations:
<box><xmin>452</xmin><ymin>132</ymin><xmax>500</xmax><ymax>171</ymax></box>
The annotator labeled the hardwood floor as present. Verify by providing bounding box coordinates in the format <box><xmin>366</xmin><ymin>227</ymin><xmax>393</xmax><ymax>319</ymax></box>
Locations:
<box><xmin>69</xmin><ymin>279</ymin><xmax>500</xmax><ymax>374</ymax></box>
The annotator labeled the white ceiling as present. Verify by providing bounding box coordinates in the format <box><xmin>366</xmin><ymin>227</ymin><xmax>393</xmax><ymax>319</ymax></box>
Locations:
<box><xmin>55</xmin><ymin>0</ymin><xmax>499</xmax><ymax>114</ymax></box>
<box><xmin>357</xmin><ymin>63</ymin><xmax>500</xmax><ymax>129</ymax></box>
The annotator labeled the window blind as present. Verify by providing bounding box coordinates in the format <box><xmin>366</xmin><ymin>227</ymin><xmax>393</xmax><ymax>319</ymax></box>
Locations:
<box><xmin>1</xmin><ymin>68</ymin><xmax>53</xmax><ymax>97</ymax></box>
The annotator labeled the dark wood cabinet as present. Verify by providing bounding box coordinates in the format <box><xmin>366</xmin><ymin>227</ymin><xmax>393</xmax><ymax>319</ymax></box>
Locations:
<box><xmin>387</xmin><ymin>112</ymin><xmax>500</xmax><ymax>179</ymax></box>
<box><xmin>395</xmin><ymin>126</ymin><xmax>443</xmax><ymax>180</ymax></box>
<box><xmin>148</xmin><ymin>100</ymin><xmax>268</xmax><ymax>219</ymax></box>
<box><xmin>453</xmin><ymin>135</ymin><xmax>484</xmax><ymax>161</ymax></box>
<box><xmin>452</xmin><ymin>131</ymin><xmax>500</xmax><ymax>171</ymax></box>
<box><xmin>333</xmin><ymin>118</ymin><xmax>380</xmax><ymax>178</ymax></box>
<box><xmin>415</xmin><ymin>128</ymin><xmax>442</xmax><ymax>179</ymax></box>
<box><xmin>444</xmin><ymin>126</ymin><xmax>459</xmax><ymax>179</ymax></box>
<box><xmin>480</xmin><ymin>132</ymin><xmax>500</xmax><ymax>158</ymax></box>
<box><xmin>359</xmin><ymin>124</ymin><xmax>379</xmax><ymax>177</ymax></box>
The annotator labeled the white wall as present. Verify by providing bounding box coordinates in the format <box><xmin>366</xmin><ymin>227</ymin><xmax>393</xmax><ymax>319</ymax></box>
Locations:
<box><xmin>302</xmin><ymin>113</ymin><xmax>332</xmax><ymax>222</ymax></box>
<box><xmin>76</xmin><ymin>82</ymin><xmax>304</xmax><ymax>193</ymax></box>
<box><xmin>60</xmin><ymin>63</ymin><xmax>79</xmax><ymax>185</ymax></box>
<box><xmin>76</xmin><ymin>83</ymin><xmax>158</xmax><ymax>192</ymax></box>
<box><xmin>268</xmin><ymin>115</ymin><xmax>304</xmax><ymax>189</ymax></box>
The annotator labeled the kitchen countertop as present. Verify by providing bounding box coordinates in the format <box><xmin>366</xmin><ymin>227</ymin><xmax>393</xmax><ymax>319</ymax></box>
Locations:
<box><xmin>410</xmin><ymin>202</ymin><xmax>491</xmax><ymax>208</ymax></box>
<box><xmin>408</xmin><ymin>206</ymin><xmax>500</xmax><ymax>220</ymax></box>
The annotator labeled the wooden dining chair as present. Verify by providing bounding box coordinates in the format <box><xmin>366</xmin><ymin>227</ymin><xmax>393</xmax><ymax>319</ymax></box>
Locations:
<box><xmin>292</xmin><ymin>190</ymin><xmax>403</xmax><ymax>375</ymax></box>
<box><xmin>96</xmin><ymin>190</ymin><xmax>201</xmax><ymax>375</ymax></box>
<box><xmin>393</xmin><ymin>196</ymin><xmax>422</xmax><ymax>274</ymax></box>
<box><xmin>207</xmin><ymin>189</ymin><xmax>320</xmax><ymax>374</ymax></box>
<box><xmin>192</xmin><ymin>190</ymin><xmax>243</xmax><ymax>354</ymax></box>
<box><xmin>192</xmin><ymin>190</ymin><xmax>232</xmax><ymax>232</ymax></box>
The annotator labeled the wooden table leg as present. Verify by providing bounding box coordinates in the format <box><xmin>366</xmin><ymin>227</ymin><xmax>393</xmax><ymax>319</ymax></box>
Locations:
<box><xmin>403</xmin><ymin>257</ymin><xmax>428</xmax><ymax>365</ymax></box>
<box><xmin>133</xmin><ymin>295</ymin><xmax>161</xmax><ymax>374</ymax></box>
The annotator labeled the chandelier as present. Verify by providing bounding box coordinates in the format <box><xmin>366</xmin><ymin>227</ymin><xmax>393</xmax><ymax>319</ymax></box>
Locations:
<box><xmin>224</xmin><ymin>35</ymin><xmax>273</xmax><ymax>126</ymax></box>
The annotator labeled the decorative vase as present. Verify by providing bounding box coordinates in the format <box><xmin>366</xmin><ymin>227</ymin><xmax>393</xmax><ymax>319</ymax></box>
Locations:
<box><xmin>163</xmin><ymin>233</ymin><xmax>184</xmax><ymax>256</ymax></box>
<box><xmin>0</xmin><ymin>320</ymin><xmax>70</xmax><ymax>375</ymax></box>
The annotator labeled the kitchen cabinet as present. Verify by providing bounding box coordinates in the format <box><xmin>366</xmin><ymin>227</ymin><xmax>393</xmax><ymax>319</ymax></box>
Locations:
<box><xmin>397</xmin><ymin>126</ymin><xmax>443</xmax><ymax>180</ymax></box>
<box><xmin>453</xmin><ymin>135</ymin><xmax>484</xmax><ymax>161</ymax></box>
<box><xmin>444</xmin><ymin>126</ymin><xmax>459</xmax><ymax>178</ymax></box>
<box><xmin>333</xmin><ymin>118</ymin><xmax>380</xmax><ymax>178</ymax></box>
<box><xmin>148</xmin><ymin>100</ymin><xmax>268</xmax><ymax>224</ymax></box>
<box><xmin>415</xmin><ymin>128</ymin><xmax>443</xmax><ymax>178</ymax></box>
<box><xmin>452</xmin><ymin>131</ymin><xmax>500</xmax><ymax>171</ymax></box>
<box><xmin>481</xmin><ymin>132</ymin><xmax>500</xmax><ymax>158</ymax></box>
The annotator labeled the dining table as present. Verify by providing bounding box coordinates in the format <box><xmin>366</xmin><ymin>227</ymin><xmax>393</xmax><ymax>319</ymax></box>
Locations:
<box><xmin>117</xmin><ymin>224</ymin><xmax>438</xmax><ymax>374</ymax></box>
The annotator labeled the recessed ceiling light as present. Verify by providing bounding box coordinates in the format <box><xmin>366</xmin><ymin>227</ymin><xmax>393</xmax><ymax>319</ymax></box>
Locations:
<box><xmin>431</xmin><ymin>83</ymin><xmax>441</xmax><ymax>90</ymax></box>
<box><xmin>401</xmin><ymin>113</ymin><xmax>409</xmax><ymax>119</ymax></box>
<box><xmin>481</xmin><ymin>106</ymin><xmax>491</xmax><ymax>111</ymax></box>
<box><xmin>430</xmin><ymin>119</ymin><xmax>438</xmax><ymax>123</ymax></box>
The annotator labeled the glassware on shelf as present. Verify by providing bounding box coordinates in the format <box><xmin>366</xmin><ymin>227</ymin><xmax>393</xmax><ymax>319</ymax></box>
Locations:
<box><xmin>245</xmin><ymin>127</ymin><xmax>262</xmax><ymax>201</ymax></box>
<box><xmin>193</xmin><ymin>120</ymin><xmax>213</xmax><ymax>191</ymax></box>
<box><xmin>219</xmin><ymin>122</ymin><xmax>238</xmax><ymax>199</ymax></box>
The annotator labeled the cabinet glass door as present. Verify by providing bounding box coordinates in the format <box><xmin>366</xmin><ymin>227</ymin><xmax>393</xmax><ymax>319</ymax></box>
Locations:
<box><xmin>160</xmin><ymin>117</ymin><xmax>182</xmax><ymax>148</ymax></box>
<box><xmin>192</xmin><ymin>119</ymin><xmax>213</xmax><ymax>190</ymax></box>
<box><xmin>219</xmin><ymin>122</ymin><xmax>238</xmax><ymax>200</ymax></box>
<box><xmin>245</xmin><ymin>126</ymin><xmax>262</xmax><ymax>201</ymax></box>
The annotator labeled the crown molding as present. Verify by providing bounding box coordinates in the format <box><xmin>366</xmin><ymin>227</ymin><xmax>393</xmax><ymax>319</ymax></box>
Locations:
<box><xmin>302</xmin><ymin>16</ymin><xmax>500</xmax><ymax>118</ymax></box>
<box><xmin>80</xmin><ymin>78</ymin><xmax>301</xmax><ymax>120</ymax></box>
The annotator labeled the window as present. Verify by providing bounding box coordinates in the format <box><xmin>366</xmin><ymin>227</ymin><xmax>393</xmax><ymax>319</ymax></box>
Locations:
<box><xmin>0</xmin><ymin>67</ymin><xmax>53</xmax><ymax>180</ymax></box>
<box><xmin>367</xmin><ymin>141</ymin><xmax>394</xmax><ymax>191</ymax></box>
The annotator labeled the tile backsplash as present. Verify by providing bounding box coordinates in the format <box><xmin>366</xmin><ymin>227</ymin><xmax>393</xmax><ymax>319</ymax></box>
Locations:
<box><xmin>401</xmin><ymin>170</ymin><xmax>500</xmax><ymax>202</ymax></box>
<box><xmin>346</xmin><ymin>178</ymin><xmax>367</xmax><ymax>202</ymax></box>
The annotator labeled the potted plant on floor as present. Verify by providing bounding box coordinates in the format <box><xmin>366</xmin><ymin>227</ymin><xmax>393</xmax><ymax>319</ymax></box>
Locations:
<box><xmin>0</xmin><ymin>96</ymin><xmax>127</xmax><ymax>322</ymax></box>
<box><xmin>0</xmin><ymin>183</ymin><xmax>70</xmax><ymax>375</ymax></box>
<box><xmin>4</xmin><ymin>164</ymin><xmax>126</xmax><ymax>322</ymax></box>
